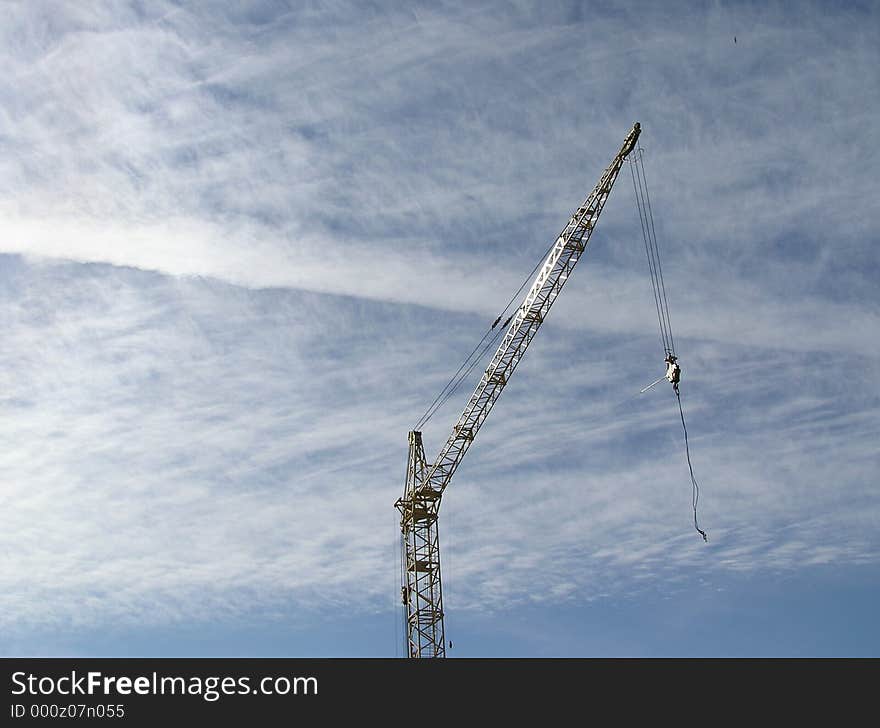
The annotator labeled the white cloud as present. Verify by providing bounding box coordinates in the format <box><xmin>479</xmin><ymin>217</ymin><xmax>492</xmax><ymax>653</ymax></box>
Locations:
<box><xmin>0</xmin><ymin>1</ymin><xmax>877</xmax><ymax>643</ymax></box>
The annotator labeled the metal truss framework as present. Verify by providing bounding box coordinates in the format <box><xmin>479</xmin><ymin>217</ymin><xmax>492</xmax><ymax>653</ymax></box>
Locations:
<box><xmin>395</xmin><ymin>123</ymin><xmax>642</xmax><ymax>658</ymax></box>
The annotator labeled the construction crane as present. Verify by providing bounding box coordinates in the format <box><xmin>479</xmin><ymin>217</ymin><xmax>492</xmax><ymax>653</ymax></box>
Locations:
<box><xmin>395</xmin><ymin>122</ymin><xmax>642</xmax><ymax>658</ymax></box>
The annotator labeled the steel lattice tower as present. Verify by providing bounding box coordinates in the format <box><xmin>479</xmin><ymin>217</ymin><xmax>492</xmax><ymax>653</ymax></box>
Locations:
<box><xmin>396</xmin><ymin>123</ymin><xmax>642</xmax><ymax>658</ymax></box>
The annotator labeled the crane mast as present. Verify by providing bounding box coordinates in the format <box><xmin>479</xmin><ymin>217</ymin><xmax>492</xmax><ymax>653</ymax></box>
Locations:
<box><xmin>395</xmin><ymin>122</ymin><xmax>642</xmax><ymax>658</ymax></box>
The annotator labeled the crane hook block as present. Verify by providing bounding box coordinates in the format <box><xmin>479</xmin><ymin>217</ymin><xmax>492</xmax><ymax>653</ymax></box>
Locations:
<box><xmin>665</xmin><ymin>354</ymin><xmax>681</xmax><ymax>388</ymax></box>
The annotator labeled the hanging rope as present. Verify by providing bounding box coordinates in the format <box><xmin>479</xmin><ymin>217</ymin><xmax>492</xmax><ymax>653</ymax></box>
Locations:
<box><xmin>676</xmin><ymin>388</ymin><xmax>708</xmax><ymax>542</ymax></box>
<box><xmin>395</xmin><ymin>525</ymin><xmax>401</xmax><ymax>658</ymax></box>
<box><xmin>629</xmin><ymin>148</ymin><xmax>674</xmax><ymax>356</ymax></box>
<box><xmin>638</xmin><ymin>154</ymin><xmax>676</xmax><ymax>356</ymax></box>
<box><xmin>399</xmin><ymin>529</ymin><xmax>408</xmax><ymax>654</ymax></box>
<box><xmin>630</xmin><ymin>144</ymin><xmax>707</xmax><ymax>542</ymax></box>
<box><xmin>445</xmin><ymin>489</ymin><xmax>454</xmax><ymax>652</ymax></box>
<box><xmin>630</xmin><ymin>154</ymin><xmax>670</xmax><ymax>354</ymax></box>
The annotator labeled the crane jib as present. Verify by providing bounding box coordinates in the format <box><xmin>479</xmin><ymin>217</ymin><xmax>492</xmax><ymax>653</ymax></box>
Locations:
<box><xmin>396</xmin><ymin>122</ymin><xmax>642</xmax><ymax>658</ymax></box>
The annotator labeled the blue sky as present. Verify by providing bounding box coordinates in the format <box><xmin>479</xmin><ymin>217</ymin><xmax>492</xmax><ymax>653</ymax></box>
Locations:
<box><xmin>1</xmin><ymin>0</ymin><xmax>878</xmax><ymax>657</ymax></box>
